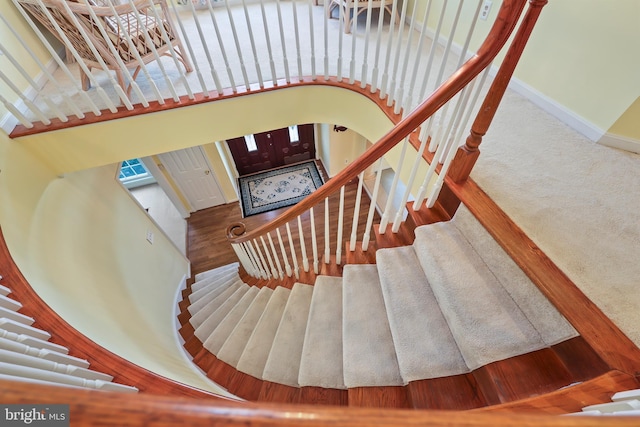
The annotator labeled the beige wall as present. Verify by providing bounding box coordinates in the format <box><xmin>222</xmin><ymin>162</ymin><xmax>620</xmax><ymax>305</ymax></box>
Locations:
<box><xmin>0</xmin><ymin>130</ymin><xmax>232</xmax><ymax>396</ymax></box>
<box><xmin>407</xmin><ymin>0</ymin><xmax>640</xmax><ymax>136</ymax></box>
<box><xmin>0</xmin><ymin>86</ymin><xmax>405</xmax><ymax>396</ymax></box>
<box><xmin>608</xmin><ymin>96</ymin><xmax>640</xmax><ymax>140</ymax></box>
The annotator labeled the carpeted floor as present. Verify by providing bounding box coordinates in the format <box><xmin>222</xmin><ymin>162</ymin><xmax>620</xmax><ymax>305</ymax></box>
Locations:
<box><xmin>238</xmin><ymin>161</ymin><xmax>324</xmax><ymax>217</ymax></box>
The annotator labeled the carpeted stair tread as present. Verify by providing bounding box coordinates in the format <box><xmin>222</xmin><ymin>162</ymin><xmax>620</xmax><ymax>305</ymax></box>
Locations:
<box><xmin>342</xmin><ymin>264</ymin><xmax>403</xmax><ymax>387</ymax></box>
<box><xmin>413</xmin><ymin>222</ymin><xmax>546</xmax><ymax>370</ymax></box>
<box><xmin>217</xmin><ymin>287</ymin><xmax>274</xmax><ymax>367</ymax></box>
<box><xmin>194</xmin><ymin>283</ymin><xmax>250</xmax><ymax>342</ymax></box>
<box><xmin>203</xmin><ymin>286</ymin><xmax>260</xmax><ymax>354</ymax></box>
<box><xmin>189</xmin><ymin>271</ymin><xmax>241</xmax><ymax>304</ymax></box>
<box><xmin>262</xmin><ymin>283</ymin><xmax>314</xmax><ymax>387</ymax></box>
<box><xmin>189</xmin><ymin>280</ymin><xmax>243</xmax><ymax>326</ymax></box>
<box><xmin>236</xmin><ymin>287</ymin><xmax>291</xmax><ymax>379</ymax></box>
<box><xmin>194</xmin><ymin>262</ymin><xmax>239</xmax><ymax>283</ymax></box>
<box><xmin>451</xmin><ymin>206</ymin><xmax>578</xmax><ymax>346</ymax></box>
<box><xmin>376</xmin><ymin>246</ymin><xmax>468</xmax><ymax>382</ymax></box>
<box><xmin>298</xmin><ymin>276</ymin><xmax>346</xmax><ymax>389</ymax></box>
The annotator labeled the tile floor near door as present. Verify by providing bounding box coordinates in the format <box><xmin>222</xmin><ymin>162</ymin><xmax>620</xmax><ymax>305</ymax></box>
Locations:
<box><xmin>130</xmin><ymin>183</ymin><xmax>187</xmax><ymax>255</ymax></box>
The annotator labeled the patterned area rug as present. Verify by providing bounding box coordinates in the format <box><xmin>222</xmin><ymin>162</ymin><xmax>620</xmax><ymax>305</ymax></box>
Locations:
<box><xmin>238</xmin><ymin>161</ymin><xmax>324</xmax><ymax>217</ymax></box>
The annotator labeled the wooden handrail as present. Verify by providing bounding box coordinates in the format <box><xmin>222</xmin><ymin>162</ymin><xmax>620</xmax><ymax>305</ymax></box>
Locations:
<box><xmin>448</xmin><ymin>0</ymin><xmax>548</xmax><ymax>182</ymax></box>
<box><xmin>2</xmin><ymin>379</ymin><xmax>639</xmax><ymax>426</ymax></box>
<box><xmin>228</xmin><ymin>0</ymin><xmax>528</xmax><ymax>244</ymax></box>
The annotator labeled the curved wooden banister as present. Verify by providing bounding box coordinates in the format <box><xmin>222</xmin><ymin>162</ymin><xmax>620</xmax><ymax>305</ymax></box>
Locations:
<box><xmin>0</xmin><ymin>226</ymin><xmax>231</xmax><ymax>400</ymax></box>
<box><xmin>2</xmin><ymin>379</ymin><xmax>638</xmax><ymax>427</ymax></box>
<box><xmin>228</xmin><ymin>0</ymin><xmax>528</xmax><ymax>245</ymax></box>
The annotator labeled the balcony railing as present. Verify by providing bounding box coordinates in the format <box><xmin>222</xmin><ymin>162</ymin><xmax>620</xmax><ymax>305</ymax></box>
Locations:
<box><xmin>4</xmin><ymin>0</ymin><xmax>495</xmax><ymax>133</ymax></box>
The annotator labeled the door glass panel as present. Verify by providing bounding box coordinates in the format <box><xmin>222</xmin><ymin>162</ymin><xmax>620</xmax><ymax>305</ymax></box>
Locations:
<box><xmin>288</xmin><ymin>125</ymin><xmax>299</xmax><ymax>145</ymax></box>
<box><xmin>245</xmin><ymin>134</ymin><xmax>257</xmax><ymax>151</ymax></box>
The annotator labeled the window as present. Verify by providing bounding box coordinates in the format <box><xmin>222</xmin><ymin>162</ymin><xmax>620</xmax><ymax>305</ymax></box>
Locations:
<box><xmin>288</xmin><ymin>125</ymin><xmax>299</xmax><ymax>144</ymax></box>
<box><xmin>244</xmin><ymin>134</ymin><xmax>257</xmax><ymax>152</ymax></box>
<box><xmin>119</xmin><ymin>158</ymin><xmax>156</xmax><ymax>189</ymax></box>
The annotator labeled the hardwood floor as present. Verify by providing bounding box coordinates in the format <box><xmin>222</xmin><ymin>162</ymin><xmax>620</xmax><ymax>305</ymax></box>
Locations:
<box><xmin>187</xmin><ymin>162</ymin><xmax>380</xmax><ymax>279</ymax></box>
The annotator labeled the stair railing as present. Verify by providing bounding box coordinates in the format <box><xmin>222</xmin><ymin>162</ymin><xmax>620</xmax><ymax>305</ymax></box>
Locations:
<box><xmin>227</xmin><ymin>0</ymin><xmax>543</xmax><ymax>280</ymax></box>
<box><xmin>6</xmin><ymin>0</ymin><xmax>518</xmax><ymax>136</ymax></box>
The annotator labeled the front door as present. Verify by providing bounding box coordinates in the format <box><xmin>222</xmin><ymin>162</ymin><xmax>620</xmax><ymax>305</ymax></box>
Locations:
<box><xmin>158</xmin><ymin>147</ymin><xmax>226</xmax><ymax>211</ymax></box>
<box><xmin>227</xmin><ymin>124</ymin><xmax>316</xmax><ymax>176</ymax></box>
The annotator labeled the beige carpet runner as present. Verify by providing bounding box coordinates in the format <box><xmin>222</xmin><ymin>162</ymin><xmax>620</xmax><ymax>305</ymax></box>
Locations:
<box><xmin>183</xmin><ymin>206</ymin><xmax>578</xmax><ymax>389</ymax></box>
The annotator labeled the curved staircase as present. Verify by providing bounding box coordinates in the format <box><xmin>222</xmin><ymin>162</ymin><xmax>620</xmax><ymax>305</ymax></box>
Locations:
<box><xmin>178</xmin><ymin>205</ymin><xmax>599</xmax><ymax>407</ymax></box>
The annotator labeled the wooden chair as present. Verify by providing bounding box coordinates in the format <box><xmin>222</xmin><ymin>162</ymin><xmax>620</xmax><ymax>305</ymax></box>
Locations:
<box><xmin>325</xmin><ymin>0</ymin><xmax>399</xmax><ymax>34</ymax></box>
<box><xmin>16</xmin><ymin>0</ymin><xmax>193</xmax><ymax>95</ymax></box>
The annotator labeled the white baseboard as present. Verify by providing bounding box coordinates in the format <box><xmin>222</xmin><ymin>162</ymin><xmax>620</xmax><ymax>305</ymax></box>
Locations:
<box><xmin>505</xmin><ymin>78</ymin><xmax>605</xmax><ymax>142</ymax></box>
<box><xmin>415</xmin><ymin>20</ymin><xmax>606</xmax><ymax>143</ymax></box>
<box><xmin>598</xmin><ymin>133</ymin><xmax>640</xmax><ymax>154</ymax></box>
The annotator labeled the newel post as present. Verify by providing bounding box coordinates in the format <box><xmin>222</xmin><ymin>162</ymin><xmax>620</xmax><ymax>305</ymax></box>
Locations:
<box><xmin>448</xmin><ymin>0</ymin><xmax>548</xmax><ymax>183</ymax></box>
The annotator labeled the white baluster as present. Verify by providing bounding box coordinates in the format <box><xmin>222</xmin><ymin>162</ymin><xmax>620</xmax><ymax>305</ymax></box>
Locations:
<box><xmin>80</xmin><ymin>0</ymin><xmax>137</xmax><ymax>108</ymax></box>
<box><xmin>323</xmin><ymin>0</ymin><xmax>329</xmax><ymax>80</ymax></box>
<box><xmin>253</xmin><ymin>238</ymin><xmax>272</xmax><ymax>279</ymax></box>
<box><xmin>427</xmin><ymin>0</ymin><xmax>465</xmax><ymax>153</ymax></box>
<box><xmin>335</xmin><ymin>186</ymin><xmax>345</xmax><ymax>264</ymax></box>
<box><xmin>378</xmin><ymin>137</ymin><xmax>409</xmax><ymax>234</ymax></box>
<box><xmin>393</xmin><ymin>1</ymin><xmax>419</xmax><ymax>114</ymax></box>
<box><xmin>204</xmin><ymin>0</ymin><xmax>236</xmax><ymax>92</ymax></box>
<box><xmin>275</xmin><ymin>0</ymin><xmax>291</xmax><ymax>84</ymax></box>
<box><xmin>291</xmin><ymin>0</ymin><xmax>303</xmax><ymax>81</ymax></box>
<box><xmin>386</xmin><ymin>0</ymin><xmax>409</xmax><ymax>108</ymax></box>
<box><xmin>349</xmin><ymin>172</ymin><xmax>365</xmax><ymax>251</ymax></box>
<box><xmin>241</xmin><ymin>0</ymin><xmax>264</xmax><ymax>88</ymax></box>
<box><xmin>37</xmin><ymin>0</ymin><xmax>118</xmax><ymax>113</ymax></box>
<box><xmin>310</xmin><ymin>207</ymin><xmax>319</xmax><ymax>274</ymax></box>
<box><xmin>10</xmin><ymin>0</ymin><xmax>101</xmax><ymax>116</ymax></box>
<box><xmin>183</xmin><ymin>0</ymin><xmax>222</xmax><ymax>95</ymax></box>
<box><xmin>348</xmin><ymin>0</ymin><xmax>358</xmax><ymax>84</ymax></box>
<box><xmin>0</xmin><ymin>349</ymin><xmax>112</xmax><ymax>381</ymax></box>
<box><xmin>99</xmin><ymin>0</ymin><xmax>164</xmax><ymax>104</ymax></box>
<box><xmin>404</xmin><ymin>1</ymin><xmax>433</xmax><ymax>115</ymax></box>
<box><xmin>266</xmin><ymin>233</ymin><xmax>284</xmax><ymax>279</ymax></box>
<box><xmin>392</xmin><ymin>128</ymin><xmax>428</xmax><ymax>232</ymax></box>
<box><xmin>379</xmin><ymin>0</ymin><xmax>400</xmax><ymax>99</ymax></box>
<box><xmin>297</xmin><ymin>216</ymin><xmax>309</xmax><ymax>272</ymax></box>
<box><xmin>245</xmin><ymin>241</ymin><xmax>269</xmax><ymax>279</ymax></box>
<box><xmin>307</xmin><ymin>0</ymin><xmax>317</xmax><ymax>80</ymax></box>
<box><xmin>286</xmin><ymin>223</ymin><xmax>300</xmax><ymax>279</ymax></box>
<box><xmin>260</xmin><ymin>236</ymin><xmax>278</xmax><ymax>280</ymax></box>
<box><xmin>0</xmin><ymin>38</ymin><xmax>69</xmax><ymax>122</ymax></box>
<box><xmin>145</xmin><ymin>0</ymin><xmax>194</xmax><ymax>99</ymax></box>
<box><xmin>33</xmin><ymin>0</ymin><xmax>118</xmax><ymax>112</ymax></box>
<box><xmin>360</xmin><ymin>0</ymin><xmax>374</xmax><ymax>89</ymax></box>
<box><xmin>245</xmin><ymin>242</ymin><xmax>260</xmax><ymax>278</ymax></box>
<box><xmin>224</xmin><ymin>0</ymin><xmax>251</xmax><ymax>88</ymax></box>
<box><xmin>231</xmin><ymin>243</ymin><xmax>254</xmax><ymax>278</ymax></box>
<box><xmin>324</xmin><ymin>197</ymin><xmax>330</xmax><ymax>264</ymax></box>
<box><xmin>336</xmin><ymin>0</ymin><xmax>345</xmax><ymax>80</ymax></box>
<box><xmin>417</xmin><ymin>0</ymin><xmax>448</xmax><ymax>107</ymax></box>
<box><xmin>369</xmin><ymin>0</ymin><xmax>386</xmax><ymax>93</ymax></box>
<box><xmin>0</xmin><ymin>93</ymin><xmax>33</xmax><ymax>128</ymax></box>
<box><xmin>362</xmin><ymin>158</ymin><xmax>384</xmax><ymax>251</ymax></box>
<box><xmin>0</xmin><ymin>336</ymin><xmax>89</xmax><ymax>368</ymax></box>
<box><xmin>259</xmin><ymin>0</ymin><xmax>277</xmax><ymax>86</ymax></box>
<box><xmin>168</xmin><ymin>0</ymin><xmax>209</xmax><ymax>95</ymax></box>
<box><xmin>276</xmin><ymin>228</ymin><xmax>293</xmax><ymax>277</ymax></box>
<box><xmin>0</xmin><ymin>70</ymin><xmax>50</xmax><ymax>125</ymax></box>
<box><xmin>125</xmin><ymin>0</ymin><xmax>181</xmax><ymax>102</ymax></box>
